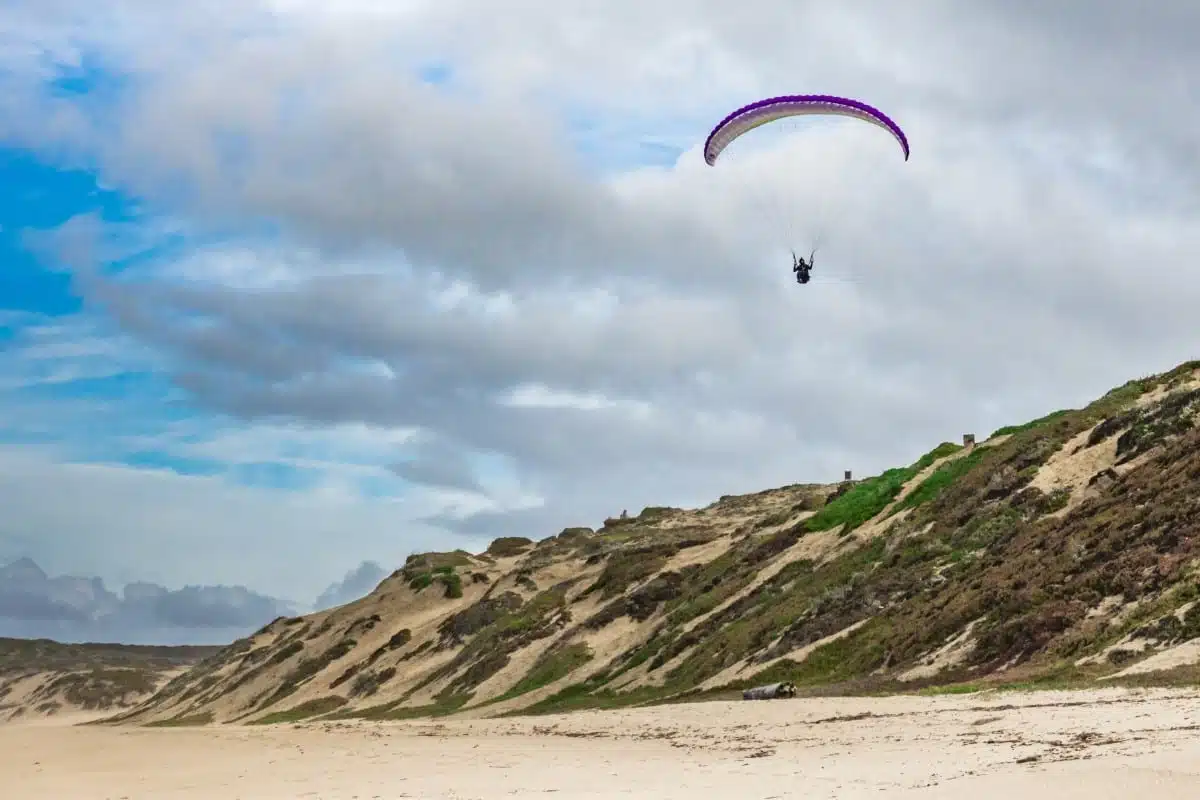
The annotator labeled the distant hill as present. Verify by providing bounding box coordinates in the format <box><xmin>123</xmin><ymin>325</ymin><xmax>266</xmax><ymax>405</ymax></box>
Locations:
<box><xmin>0</xmin><ymin>637</ymin><xmax>220</xmax><ymax>721</ymax></box>
<box><xmin>109</xmin><ymin>361</ymin><xmax>1200</xmax><ymax>726</ymax></box>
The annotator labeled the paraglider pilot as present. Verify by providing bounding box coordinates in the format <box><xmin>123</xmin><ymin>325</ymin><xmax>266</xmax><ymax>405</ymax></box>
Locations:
<box><xmin>792</xmin><ymin>250</ymin><xmax>813</xmax><ymax>284</ymax></box>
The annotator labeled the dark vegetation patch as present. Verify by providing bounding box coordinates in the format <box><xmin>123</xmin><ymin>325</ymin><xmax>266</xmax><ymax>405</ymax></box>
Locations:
<box><xmin>272</xmin><ymin>622</ymin><xmax>313</xmax><ymax>652</ymax></box>
<box><xmin>530</xmin><ymin>527</ymin><xmax>595</xmax><ymax>560</ymax></box>
<box><xmin>580</xmin><ymin>539</ymin><xmax>702</xmax><ymax>600</ymax></box>
<box><xmin>398</xmin><ymin>640</ymin><xmax>433</xmax><ymax>662</ymax></box>
<box><xmin>584</xmin><ymin>567</ymin><xmax>700</xmax><ymax>629</ymax></box>
<box><xmin>398</xmin><ymin>551</ymin><xmax>475</xmax><ymax>594</ymax></box>
<box><xmin>330</xmin><ymin>629</ymin><xmax>412</xmax><ymax>690</ymax></box>
<box><xmin>257</xmin><ymin>637</ymin><xmax>358</xmax><ymax>709</ymax></box>
<box><xmin>1084</xmin><ymin>387</ymin><xmax>1200</xmax><ymax>464</ymax></box>
<box><xmin>487</xmin><ymin>537</ymin><xmax>534</xmax><ymax>557</ymax></box>
<box><xmin>656</xmin><ymin>538</ymin><xmax>898</xmax><ymax>688</ymax></box>
<box><xmin>558</xmin><ymin>527</ymin><xmax>594</xmax><ymax>540</ymax></box>
<box><xmin>183</xmin><ymin>634</ymin><xmax>309</xmax><ymax>710</ymax></box>
<box><xmin>405</xmin><ymin>565</ymin><xmax>467</xmax><ymax>597</ymax></box>
<box><xmin>408</xmin><ymin>572</ymin><xmax>434</xmax><ymax>591</ymax></box>
<box><xmin>437</xmin><ymin>593</ymin><xmax>525</xmax><ymax>648</ymax></box>
<box><xmin>349</xmin><ymin>688</ymin><xmax>474</xmax><ymax>721</ymax></box>
<box><xmin>25</xmin><ymin>668</ymin><xmax>160</xmax><ymax>711</ymax></box>
<box><xmin>401</xmin><ymin>550</ymin><xmax>474</xmax><ymax>575</ymax></box>
<box><xmin>310</xmin><ymin>617</ymin><xmax>339</xmax><ymax>639</ymax></box>
<box><xmin>489</xmin><ymin>643</ymin><xmax>594</xmax><ymax>704</ymax></box>
<box><xmin>660</xmin><ymin>523</ymin><xmax>808</xmax><ymax>631</ymax></box>
<box><xmin>1129</xmin><ymin>596</ymin><xmax>1200</xmax><ymax>645</ymax></box>
<box><xmin>415</xmin><ymin>583</ymin><xmax>576</xmax><ymax>697</ymax></box>
<box><xmin>251</xmin><ymin>695</ymin><xmax>347</xmax><ymax>724</ymax></box>
<box><xmin>441</xmin><ymin>572</ymin><xmax>464</xmax><ymax>598</ymax></box>
<box><xmin>2</xmin><ymin>638</ymin><xmax>223</xmax><ymax>723</ymax></box>
<box><xmin>268</xmin><ymin>640</ymin><xmax>305</xmax><ymax>666</ymax></box>
<box><xmin>349</xmin><ymin>666</ymin><xmax>397</xmax><ymax>698</ymax></box>
<box><xmin>344</xmin><ymin>614</ymin><xmax>382</xmax><ymax>639</ymax></box>
<box><xmin>509</xmin><ymin>681</ymin><xmax>665</xmax><ymax>717</ymax></box>
<box><xmin>0</xmin><ymin>638</ymin><xmax>220</xmax><ymax>676</ymax></box>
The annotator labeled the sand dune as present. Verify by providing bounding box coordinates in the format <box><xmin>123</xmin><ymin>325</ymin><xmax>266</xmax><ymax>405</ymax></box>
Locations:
<box><xmin>5</xmin><ymin>688</ymin><xmax>1199</xmax><ymax>798</ymax></box>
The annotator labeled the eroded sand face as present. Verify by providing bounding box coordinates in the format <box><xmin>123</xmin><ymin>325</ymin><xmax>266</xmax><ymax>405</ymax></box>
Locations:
<box><xmin>5</xmin><ymin>689</ymin><xmax>1200</xmax><ymax>799</ymax></box>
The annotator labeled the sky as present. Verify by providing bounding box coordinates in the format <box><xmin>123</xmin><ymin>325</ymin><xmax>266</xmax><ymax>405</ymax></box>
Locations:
<box><xmin>2</xmin><ymin>0</ymin><xmax>1200</xmax><ymax>606</ymax></box>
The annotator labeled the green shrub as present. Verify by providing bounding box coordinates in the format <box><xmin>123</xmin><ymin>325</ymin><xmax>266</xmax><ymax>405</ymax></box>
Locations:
<box><xmin>440</xmin><ymin>572</ymin><xmax>464</xmax><ymax>599</ymax></box>
<box><xmin>807</xmin><ymin>442</ymin><xmax>963</xmax><ymax>533</ymax></box>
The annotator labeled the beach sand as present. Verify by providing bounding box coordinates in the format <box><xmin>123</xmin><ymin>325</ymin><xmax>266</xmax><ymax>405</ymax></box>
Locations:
<box><xmin>4</xmin><ymin>688</ymin><xmax>1200</xmax><ymax>798</ymax></box>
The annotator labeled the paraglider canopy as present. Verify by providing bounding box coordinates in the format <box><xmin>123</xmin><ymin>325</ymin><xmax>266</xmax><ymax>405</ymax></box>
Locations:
<box><xmin>701</xmin><ymin>93</ymin><xmax>910</xmax><ymax>287</ymax></box>
<box><xmin>703</xmin><ymin>94</ymin><xmax>910</xmax><ymax>166</ymax></box>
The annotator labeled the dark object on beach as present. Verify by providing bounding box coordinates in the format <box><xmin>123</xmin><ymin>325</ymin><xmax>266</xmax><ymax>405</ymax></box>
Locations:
<box><xmin>742</xmin><ymin>682</ymin><xmax>797</xmax><ymax>700</ymax></box>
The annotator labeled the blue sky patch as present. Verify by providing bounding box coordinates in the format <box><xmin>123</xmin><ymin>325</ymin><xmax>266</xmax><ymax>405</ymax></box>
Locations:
<box><xmin>119</xmin><ymin>450</ymin><xmax>226</xmax><ymax>477</ymax></box>
<box><xmin>47</xmin><ymin>52</ymin><xmax>128</xmax><ymax>99</ymax></box>
<box><xmin>418</xmin><ymin>62</ymin><xmax>454</xmax><ymax>86</ymax></box>
<box><xmin>0</xmin><ymin>147</ymin><xmax>137</xmax><ymax>314</ymax></box>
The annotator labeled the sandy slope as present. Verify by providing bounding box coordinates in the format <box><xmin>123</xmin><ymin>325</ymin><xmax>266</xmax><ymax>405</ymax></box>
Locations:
<box><xmin>5</xmin><ymin>689</ymin><xmax>1200</xmax><ymax>798</ymax></box>
<box><xmin>108</xmin><ymin>373</ymin><xmax>1200</xmax><ymax>728</ymax></box>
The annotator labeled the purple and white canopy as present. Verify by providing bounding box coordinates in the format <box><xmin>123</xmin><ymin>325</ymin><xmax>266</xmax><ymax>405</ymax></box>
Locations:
<box><xmin>703</xmin><ymin>94</ymin><xmax>910</xmax><ymax>166</ymax></box>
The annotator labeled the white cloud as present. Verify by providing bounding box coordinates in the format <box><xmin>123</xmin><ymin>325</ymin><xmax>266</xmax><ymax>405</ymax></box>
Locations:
<box><xmin>0</xmin><ymin>316</ymin><xmax>154</xmax><ymax>391</ymax></box>
<box><xmin>3</xmin><ymin>0</ymin><xmax>1200</xmax><ymax>602</ymax></box>
<box><xmin>0</xmin><ymin>443</ymin><xmax>487</xmax><ymax>599</ymax></box>
<box><xmin>134</xmin><ymin>420</ymin><xmax>417</xmax><ymax>469</ymax></box>
<box><xmin>502</xmin><ymin>384</ymin><xmax>618</xmax><ymax>412</ymax></box>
